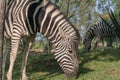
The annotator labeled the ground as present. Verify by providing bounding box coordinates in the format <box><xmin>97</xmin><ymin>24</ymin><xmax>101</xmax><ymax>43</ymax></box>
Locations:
<box><xmin>5</xmin><ymin>47</ymin><xmax>120</xmax><ymax>80</ymax></box>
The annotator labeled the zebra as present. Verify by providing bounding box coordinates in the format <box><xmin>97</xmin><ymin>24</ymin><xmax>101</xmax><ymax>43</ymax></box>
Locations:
<box><xmin>3</xmin><ymin>0</ymin><xmax>80</xmax><ymax>80</ymax></box>
<box><xmin>83</xmin><ymin>21</ymin><xmax>117</xmax><ymax>52</ymax></box>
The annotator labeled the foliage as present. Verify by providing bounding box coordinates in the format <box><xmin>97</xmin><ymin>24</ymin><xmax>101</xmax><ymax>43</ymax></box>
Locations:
<box><xmin>108</xmin><ymin>10</ymin><xmax>120</xmax><ymax>38</ymax></box>
<box><xmin>43</xmin><ymin>41</ymin><xmax>53</xmax><ymax>53</ymax></box>
<box><xmin>102</xmin><ymin>14</ymin><xmax>110</xmax><ymax>20</ymax></box>
<box><xmin>100</xmin><ymin>9</ymin><xmax>120</xmax><ymax>39</ymax></box>
<box><xmin>32</xmin><ymin>42</ymin><xmax>41</xmax><ymax>49</ymax></box>
<box><xmin>51</xmin><ymin>0</ymin><xmax>119</xmax><ymax>40</ymax></box>
<box><xmin>19</xmin><ymin>38</ymin><xmax>27</xmax><ymax>52</ymax></box>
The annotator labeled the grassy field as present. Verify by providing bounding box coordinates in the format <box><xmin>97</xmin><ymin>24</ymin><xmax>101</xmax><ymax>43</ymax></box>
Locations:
<box><xmin>5</xmin><ymin>47</ymin><xmax>120</xmax><ymax>80</ymax></box>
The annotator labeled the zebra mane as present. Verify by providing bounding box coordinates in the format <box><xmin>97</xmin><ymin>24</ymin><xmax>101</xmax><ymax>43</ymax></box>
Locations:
<box><xmin>43</xmin><ymin>0</ymin><xmax>50</xmax><ymax>6</ymax></box>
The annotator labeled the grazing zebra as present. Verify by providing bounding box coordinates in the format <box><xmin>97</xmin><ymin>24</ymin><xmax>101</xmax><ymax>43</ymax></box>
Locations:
<box><xmin>83</xmin><ymin>21</ymin><xmax>116</xmax><ymax>52</ymax></box>
<box><xmin>3</xmin><ymin>0</ymin><xmax>80</xmax><ymax>80</ymax></box>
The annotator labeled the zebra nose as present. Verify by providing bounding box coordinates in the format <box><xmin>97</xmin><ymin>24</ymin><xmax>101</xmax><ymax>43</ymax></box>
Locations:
<box><xmin>65</xmin><ymin>67</ymin><xmax>78</xmax><ymax>79</ymax></box>
<box><xmin>73</xmin><ymin>58</ymin><xmax>79</xmax><ymax>75</ymax></box>
<box><xmin>65</xmin><ymin>60</ymin><xmax>79</xmax><ymax>78</ymax></box>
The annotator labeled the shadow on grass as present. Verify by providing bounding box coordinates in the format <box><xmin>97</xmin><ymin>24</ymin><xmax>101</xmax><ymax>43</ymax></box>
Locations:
<box><xmin>76</xmin><ymin>49</ymin><xmax>94</xmax><ymax>78</ymax></box>
<box><xmin>79</xmin><ymin>47</ymin><xmax>120</xmax><ymax>62</ymax></box>
<box><xmin>97</xmin><ymin>48</ymin><xmax>120</xmax><ymax>61</ymax></box>
<box><xmin>27</xmin><ymin>53</ymin><xmax>94</xmax><ymax>80</ymax></box>
<box><xmin>76</xmin><ymin>47</ymin><xmax>120</xmax><ymax>78</ymax></box>
<box><xmin>27</xmin><ymin>54</ymin><xmax>62</xmax><ymax>80</ymax></box>
<box><xmin>22</xmin><ymin>48</ymin><xmax>96</xmax><ymax>80</ymax></box>
<box><xmin>5</xmin><ymin>53</ymin><xmax>62</xmax><ymax>80</ymax></box>
<box><xmin>6</xmin><ymin>47</ymin><xmax>120</xmax><ymax>80</ymax></box>
<box><xmin>91</xmin><ymin>48</ymin><xmax>120</xmax><ymax>62</ymax></box>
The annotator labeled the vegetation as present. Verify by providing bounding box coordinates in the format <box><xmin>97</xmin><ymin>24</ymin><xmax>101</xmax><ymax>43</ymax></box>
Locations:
<box><xmin>5</xmin><ymin>45</ymin><xmax>120</xmax><ymax>80</ymax></box>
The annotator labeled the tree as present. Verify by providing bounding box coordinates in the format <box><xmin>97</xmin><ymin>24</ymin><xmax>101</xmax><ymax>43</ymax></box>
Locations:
<box><xmin>0</xmin><ymin>0</ymin><xmax>6</xmax><ymax>79</ymax></box>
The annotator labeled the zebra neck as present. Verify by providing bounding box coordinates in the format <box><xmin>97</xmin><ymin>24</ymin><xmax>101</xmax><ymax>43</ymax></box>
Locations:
<box><xmin>37</xmin><ymin>1</ymin><xmax>69</xmax><ymax>43</ymax></box>
<box><xmin>86</xmin><ymin>28</ymin><xmax>95</xmax><ymax>41</ymax></box>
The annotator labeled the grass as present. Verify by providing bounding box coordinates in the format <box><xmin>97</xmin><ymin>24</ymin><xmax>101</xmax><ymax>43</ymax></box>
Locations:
<box><xmin>5</xmin><ymin>46</ymin><xmax>120</xmax><ymax>80</ymax></box>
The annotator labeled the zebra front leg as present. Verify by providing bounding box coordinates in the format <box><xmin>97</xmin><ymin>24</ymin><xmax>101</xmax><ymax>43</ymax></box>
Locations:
<box><xmin>7</xmin><ymin>35</ymin><xmax>21</xmax><ymax>80</ymax></box>
<box><xmin>2</xmin><ymin>39</ymin><xmax>11</xmax><ymax>80</ymax></box>
<box><xmin>21</xmin><ymin>41</ymin><xmax>32</xmax><ymax>80</ymax></box>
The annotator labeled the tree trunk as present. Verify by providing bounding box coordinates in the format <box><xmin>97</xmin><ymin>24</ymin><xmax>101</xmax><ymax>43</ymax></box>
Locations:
<box><xmin>66</xmin><ymin>0</ymin><xmax>70</xmax><ymax>17</ymax></box>
<box><xmin>0</xmin><ymin>0</ymin><xmax>6</xmax><ymax>79</ymax></box>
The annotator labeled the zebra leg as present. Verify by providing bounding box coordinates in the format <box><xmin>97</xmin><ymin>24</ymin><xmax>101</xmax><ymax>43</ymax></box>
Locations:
<box><xmin>92</xmin><ymin>37</ymin><xmax>99</xmax><ymax>50</ymax></box>
<box><xmin>2</xmin><ymin>39</ymin><xmax>11</xmax><ymax>80</ymax></box>
<box><xmin>100</xmin><ymin>37</ymin><xmax>104</xmax><ymax>51</ymax></box>
<box><xmin>21</xmin><ymin>41</ymin><xmax>32</xmax><ymax>80</ymax></box>
<box><xmin>7</xmin><ymin>34</ymin><xmax>21</xmax><ymax>80</ymax></box>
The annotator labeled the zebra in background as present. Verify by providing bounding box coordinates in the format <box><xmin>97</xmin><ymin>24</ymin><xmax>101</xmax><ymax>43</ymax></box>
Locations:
<box><xmin>3</xmin><ymin>0</ymin><xmax>80</xmax><ymax>80</ymax></box>
<box><xmin>83</xmin><ymin>21</ymin><xmax>117</xmax><ymax>52</ymax></box>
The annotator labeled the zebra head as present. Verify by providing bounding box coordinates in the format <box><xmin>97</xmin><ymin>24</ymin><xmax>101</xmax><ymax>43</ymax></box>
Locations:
<box><xmin>83</xmin><ymin>27</ymin><xmax>95</xmax><ymax>53</ymax></box>
<box><xmin>83</xmin><ymin>40</ymin><xmax>91</xmax><ymax>52</ymax></box>
<box><xmin>39</xmin><ymin>0</ymin><xmax>80</xmax><ymax>78</ymax></box>
<box><xmin>54</xmin><ymin>27</ymin><xmax>80</xmax><ymax>78</ymax></box>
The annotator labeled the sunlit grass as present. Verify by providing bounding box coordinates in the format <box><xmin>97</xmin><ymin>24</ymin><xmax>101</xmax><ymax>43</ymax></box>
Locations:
<box><xmin>5</xmin><ymin>47</ymin><xmax>120</xmax><ymax>80</ymax></box>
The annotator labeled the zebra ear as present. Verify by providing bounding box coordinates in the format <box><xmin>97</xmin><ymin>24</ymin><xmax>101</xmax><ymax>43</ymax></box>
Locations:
<box><xmin>59</xmin><ymin>27</ymin><xmax>69</xmax><ymax>40</ymax></box>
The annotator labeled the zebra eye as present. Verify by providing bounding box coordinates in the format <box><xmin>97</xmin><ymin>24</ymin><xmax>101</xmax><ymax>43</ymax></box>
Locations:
<box><xmin>68</xmin><ymin>50</ymin><xmax>72</xmax><ymax>53</ymax></box>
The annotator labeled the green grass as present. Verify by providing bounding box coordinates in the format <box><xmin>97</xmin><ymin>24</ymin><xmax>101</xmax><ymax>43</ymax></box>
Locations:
<box><xmin>5</xmin><ymin>47</ymin><xmax>120</xmax><ymax>80</ymax></box>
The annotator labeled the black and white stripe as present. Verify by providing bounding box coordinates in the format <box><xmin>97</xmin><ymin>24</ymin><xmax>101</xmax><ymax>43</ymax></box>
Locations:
<box><xmin>83</xmin><ymin>21</ymin><xmax>116</xmax><ymax>52</ymax></box>
<box><xmin>4</xmin><ymin>0</ymin><xmax>80</xmax><ymax>80</ymax></box>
